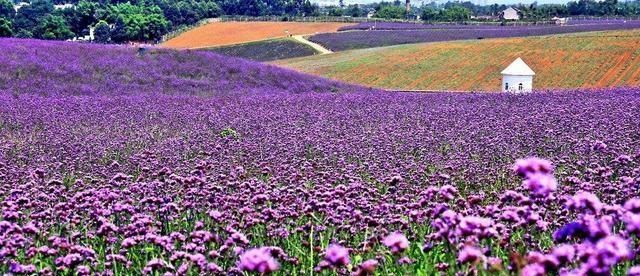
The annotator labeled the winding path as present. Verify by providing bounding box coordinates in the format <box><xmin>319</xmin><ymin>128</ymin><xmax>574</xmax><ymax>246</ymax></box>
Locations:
<box><xmin>293</xmin><ymin>35</ymin><xmax>333</xmax><ymax>55</ymax></box>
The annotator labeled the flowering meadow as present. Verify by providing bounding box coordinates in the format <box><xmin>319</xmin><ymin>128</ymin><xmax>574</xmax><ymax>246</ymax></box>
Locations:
<box><xmin>2</xmin><ymin>39</ymin><xmax>640</xmax><ymax>275</ymax></box>
<box><xmin>0</xmin><ymin>39</ymin><xmax>352</xmax><ymax>97</ymax></box>
<box><xmin>312</xmin><ymin>21</ymin><xmax>640</xmax><ymax>51</ymax></box>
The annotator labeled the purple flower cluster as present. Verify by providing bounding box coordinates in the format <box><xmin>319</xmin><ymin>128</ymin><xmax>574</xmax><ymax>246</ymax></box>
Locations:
<box><xmin>514</xmin><ymin>157</ymin><xmax>557</xmax><ymax>197</ymax></box>
<box><xmin>382</xmin><ymin>232</ymin><xmax>410</xmax><ymax>254</ymax></box>
<box><xmin>238</xmin><ymin>247</ymin><xmax>280</xmax><ymax>273</ymax></box>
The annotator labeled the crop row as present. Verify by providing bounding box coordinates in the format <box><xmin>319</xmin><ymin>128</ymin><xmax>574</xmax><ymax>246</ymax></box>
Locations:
<box><xmin>312</xmin><ymin>21</ymin><xmax>640</xmax><ymax>51</ymax></box>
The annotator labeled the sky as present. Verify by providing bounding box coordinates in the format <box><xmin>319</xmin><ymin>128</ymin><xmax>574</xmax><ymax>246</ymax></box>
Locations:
<box><xmin>312</xmin><ymin>0</ymin><xmax>572</xmax><ymax>5</ymax></box>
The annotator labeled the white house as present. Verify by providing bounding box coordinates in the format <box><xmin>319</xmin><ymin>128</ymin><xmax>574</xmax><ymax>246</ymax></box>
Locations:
<box><xmin>552</xmin><ymin>16</ymin><xmax>568</xmax><ymax>25</ymax></box>
<box><xmin>501</xmin><ymin>57</ymin><xmax>535</xmax><ymax>93</ymax></box>
<box><xmin>367</xmin><ymin>10</ymin><xmax>376</xmax><ymax>19</ymax></box>
<box><xmin>501</xmin><ymin>7</ymin><xmax>520</xmax><ymax>20</ymax></box>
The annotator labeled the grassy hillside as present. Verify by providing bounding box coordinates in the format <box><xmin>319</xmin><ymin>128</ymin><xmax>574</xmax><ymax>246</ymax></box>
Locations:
<box><xmin>162</xmin><ymin>21</ymin><xmax>353</xmax><ymax>49</ymax></box>
<box><xmin>207</xmin><ymin>38</ymin><xmax>318</xmax><ymax>62</ymax></box>
<box><xmin>276</xmin><ymin>29</ymin><xmax>640</xmax><ymax>91</ymax></box>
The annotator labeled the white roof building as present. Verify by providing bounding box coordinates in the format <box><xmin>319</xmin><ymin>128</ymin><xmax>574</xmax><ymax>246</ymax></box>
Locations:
<box><xmin>501</xmin><ymin>57</ymin><xmax>535</xmax><ymax>93</ymax></box>
<box><xmin>552</xmin><ymin>17</ymin><xmax>568</xmax><ymax>25</ymax></box>
<box><xmin>367</xmin><ymin>10</ymin><xmax>376</xmax><ymax>18</ymax></box>
<box><xmin>501</xmin><ymin>7</ymin><xmax>520</xmax><ymax>20</ymax></box>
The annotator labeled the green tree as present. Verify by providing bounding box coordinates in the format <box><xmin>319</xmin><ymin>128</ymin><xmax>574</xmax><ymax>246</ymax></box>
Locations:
<box><xmin>0</xmin><ymin>0</ymin><xmax>14</xmax><ymax>18</ymax></box>
<box><xmin>198</xmin><ymin>1</ymin><xmax>222</xmax><ymax>18</ymax></box>
<box><xmin>421</xmin><ymin>7</ymin><xmax>439</xmax><ymax>21</ymax></box>
<box><xmin>0</xmin><ymin>17</ymin><xmax>12</xmax><ymax>37</ymax></box>
<box><xmin>442</xmin><ymin>5</ymin><xmax>470</xmax><ymax>22</ymax></box>
<box><xmin>328</xmin><ymin>7</ymin><xmax>343</xmax><ymax>16</ymax></box>
<box><xmin>105</xmin><ymin>3</ymin><xmax>170</xmax><ymax>42</ymax></box>
<box><xmin>375</xmin><ymin>5</ymin><xmax>405</xmax><ymax>19</ymax></box>
<box><xmin>238</xmin><ymin>0</ymin><xmax>266</xmax><ymax>16</ymax></box>
<box><xmin>15</xmin><ymin>29</ymin><xmax>32</xmax><ymax>38</ymax></box>
<box><xmin>14</xmin><ymin>0</ymin><xmax>54</xmax><ymax>32</ymax></box>
<box><xmin>68</xmin><ymin>0</ymin><xmax>99</xmax><ymax>36</ymax></box>
<box><xmin>93</xmin><ymin>20</ymin><xmax>110</xmax><ymax>43</ymax></box>
<box><xmin>144</xmin><ymin>13</ymin><xmax>170</xmax><ymax>41</ymax></box>
<box><xmin>162</xmin><ymin>0</ymin><xmax>222</xmax><ymax>27</ymax></box>
<box><xmin>346</xmin><ymin>4</ymin><xmax>362</xmax><ymax>17</ymax></box>
<box><xmin>110</xmin><ymin>16</ymin><xmax>127</xmax><ymax>42</ymax></box>
<box><xmin>600</xmin><ymin>0</ymin><xmax>617</xmax><ymax>15</ymax></box>
<box><xmin>301</xmin><ymin>0</ymin><xmax>317</xmax><ymax>16</ymax></box>
<box><xmin>33</xmin><ymin>14</ymin><xmax>74</xmax><ymax>39</ymax></box>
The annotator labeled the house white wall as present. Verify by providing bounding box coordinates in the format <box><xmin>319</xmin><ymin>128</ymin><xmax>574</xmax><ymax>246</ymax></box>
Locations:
<box><xmin>502</xmin><ymin>8</ymin><xmax>520</xmax><ymax>20</ymax></box>
<box><xmin>502</xmin><ymin>75</ymin><xmax>533</xmax><ymax>93</ymax></box>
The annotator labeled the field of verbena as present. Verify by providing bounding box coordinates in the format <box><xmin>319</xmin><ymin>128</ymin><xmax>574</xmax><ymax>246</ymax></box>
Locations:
<box><xmin>2</xmin><ymin>39</ymin><xmax>640</xmax><ymax>275</ymax></box>
<box><xmin>312</xmin><ymin>21</ymin><xmax>640</xmax><ymax>51</ymax></box>
<box><xmin>0</xmin><ymin>39</ymin><xmax>355</xmax><ymax>97</ymax></box>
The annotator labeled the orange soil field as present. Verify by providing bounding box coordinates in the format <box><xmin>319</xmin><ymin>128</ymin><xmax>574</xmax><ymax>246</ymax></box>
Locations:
<box><xmin>275</xmin><ymin>30</ymin><xmax>640</xmax><ymax>91</ymax></box>
<box><xmin>162</xmin><ymin>21</ymin><xmax>354</xmax><ymax>49</ymax></box>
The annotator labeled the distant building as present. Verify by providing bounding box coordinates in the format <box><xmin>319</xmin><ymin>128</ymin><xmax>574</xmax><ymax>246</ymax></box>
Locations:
<box><xmin>72</xmin><ymin>26</ymin><xmax>95</xmax><ymax>42</ymax></box>
<box><xmin>472</xmin><ymin>15</ymin><xmax>498</xmax><ymax>20</ymax></box>
<box><xmin>500</xmin><ymin>7</ymin><xmax>520</xmax><ymax>20</ymax></box>
<box><xmin>552</xmin><ymin>16</ymin><xmax>568</xmax><ymax>25</ymax></box>
<box><xmin>367</xmin><ymin>10</ymin><xmax>376</xmax><ymax>18</ymax></box>
<box><xmin>501</xmin><ymin>57</ymin><xmax>535</xmax><ymax>93</ymax></box>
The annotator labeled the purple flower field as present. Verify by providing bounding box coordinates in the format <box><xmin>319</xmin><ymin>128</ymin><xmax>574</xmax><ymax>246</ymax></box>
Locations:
<box><xmin>337</xmin><ymin>22</ymin><xmax>527</xmax><ymax>31</ymax></box>
<box><xmin>2</xmin><ymin>39</ymin><xmax>640</xmax><ymax>275</ymax></box>
<box><xmin>313</xmin><ymin>21</ymin><xmax>640</xmax><ymax>51</ymax></box>
<box><xmin>0</xmin><ymin>39</ymin><xmax>355</xmax><ymax>97</ymax></box>
<box><xmin>339</xmin><ymin>20</ymin><xmax>640</xmax><ymax>31</ymax></box>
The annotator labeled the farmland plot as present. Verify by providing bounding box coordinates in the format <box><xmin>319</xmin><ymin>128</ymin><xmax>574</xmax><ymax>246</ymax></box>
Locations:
<box><xmin>277</xmin><ymin>29</ymin><xmax>640</xmax><ymax>91</ymax></box>
<box><xmin>162</xmin><ymin>21</ymin><xmax>353</xmax><ymax>49</ymax></box>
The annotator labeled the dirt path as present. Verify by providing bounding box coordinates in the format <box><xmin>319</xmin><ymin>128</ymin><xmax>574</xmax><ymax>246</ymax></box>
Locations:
<box><xmin>293</xmin><ymin>35</ymin><xmax>333</xmax><ymax>55</ymax></box>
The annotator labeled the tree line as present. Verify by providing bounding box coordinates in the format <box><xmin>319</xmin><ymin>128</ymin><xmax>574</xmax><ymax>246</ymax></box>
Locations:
<box><xmin>0</xmin><ymin>0</ymin><xmax>319</xmax><ymax>42</ymax></box>
<box><xmin>1</xmin><ymin>0</ymin><xmax>640</xmax><ymax>43</ymax></box>
<box><xmin>324</xmin><ymin>0</ymin><xmax>640</xmax><ymax>22</ymax></box>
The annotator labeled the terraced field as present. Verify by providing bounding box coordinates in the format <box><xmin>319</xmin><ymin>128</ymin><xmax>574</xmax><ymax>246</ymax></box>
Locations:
<box><xmin>276</xmin><ymin>29</ymin><xmax>640</xmax><ymax>91</ymax></box>
<box><xmin>162</xmin><ymin>21</ymin><xmax>353</xmax><ymax>49</ymax></box>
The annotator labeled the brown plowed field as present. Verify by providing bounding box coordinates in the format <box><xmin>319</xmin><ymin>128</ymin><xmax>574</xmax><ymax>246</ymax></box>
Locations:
<box><xmin>162</xmin><ymin>22</ymin><xmax>353</xmax><ymax>49</ymax></box>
